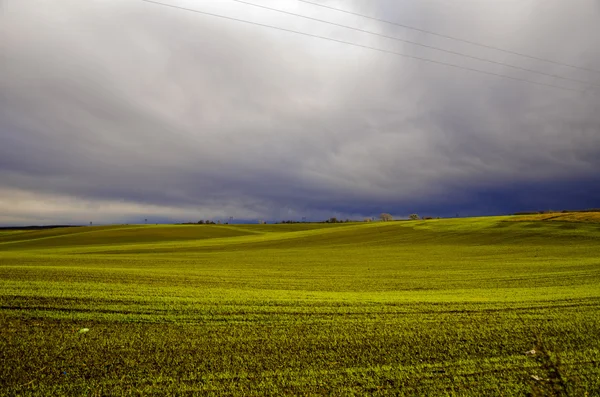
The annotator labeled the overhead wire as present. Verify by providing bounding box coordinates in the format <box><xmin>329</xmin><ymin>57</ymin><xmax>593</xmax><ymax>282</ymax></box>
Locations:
<box><xmin>230</xmin><ymin>0</ymin><xmax>599</xmax><ymax>90</ymax></box>
<box><xmin>296</xmin><ymin>0</ymin><xmax>600</xmax><ymax>76</ymax></box>
<box><xmin>140</xmin><ymin>0</ymin><xmax>585</xmax><ymax>93</ymax></box>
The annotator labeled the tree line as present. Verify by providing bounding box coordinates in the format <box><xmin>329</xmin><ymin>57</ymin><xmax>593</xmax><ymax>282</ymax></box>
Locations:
<box><xmin>178</xmin><ymin>213</ymin><xmax>440</xmax><ymax>225</ymax></box>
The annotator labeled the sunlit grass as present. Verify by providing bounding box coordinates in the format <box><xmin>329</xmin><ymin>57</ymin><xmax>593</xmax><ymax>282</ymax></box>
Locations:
<box><xmin>1</xmin><ymin>218</ymin><xmax>599</xmax><ymax>395</ymax></box>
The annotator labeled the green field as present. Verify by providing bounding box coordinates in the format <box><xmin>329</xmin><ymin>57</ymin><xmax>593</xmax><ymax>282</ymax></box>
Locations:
<box><xmin>1</xmin><ymin>217</ymin><xmax>599</xmax><ymax>395</ymax></box>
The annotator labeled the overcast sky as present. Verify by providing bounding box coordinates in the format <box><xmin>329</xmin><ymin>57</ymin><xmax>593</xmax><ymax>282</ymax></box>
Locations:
<box><xmin>1</xmin><ymin>0</ymin><xmax>599</xmax><ymax>225</ymax></box>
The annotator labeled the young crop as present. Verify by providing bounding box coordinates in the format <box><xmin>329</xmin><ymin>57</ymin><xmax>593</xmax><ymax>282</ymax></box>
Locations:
<box><xmin>1</xmin><ymin>219</ymin><xmax>599</xmax><ymax>395</ymax></box>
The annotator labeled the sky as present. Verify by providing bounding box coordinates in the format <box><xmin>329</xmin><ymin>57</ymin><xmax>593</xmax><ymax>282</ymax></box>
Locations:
<box><xmin>1</xmin><ymin>0</ymin><xmax>599</xmax><ymax>225</ymax></box>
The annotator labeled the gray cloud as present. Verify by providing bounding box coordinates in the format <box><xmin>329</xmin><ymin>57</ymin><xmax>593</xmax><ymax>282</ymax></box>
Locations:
<box><xmin>1</xmin><ymin>0</ymin><xmax>599</xmax><ymax>224</ymax></box>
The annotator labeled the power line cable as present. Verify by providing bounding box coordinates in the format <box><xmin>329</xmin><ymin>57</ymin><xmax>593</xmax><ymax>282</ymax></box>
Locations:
<box><xmin>140</xmin><ymin>0</ymin><xmax>583</xmax><ymax>93</ymax></box>
<box><xmin>297</xmin><ymin>0</ymin><xmax>600</xmax><ymax>76</ymax></box>
<box><xmin>230</xmin><ymin>0</ymin><xmax>599</xmax><ymax>89</ymax></box>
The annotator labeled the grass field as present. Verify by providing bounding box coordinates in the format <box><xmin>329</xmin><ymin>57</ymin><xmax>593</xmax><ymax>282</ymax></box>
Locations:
<box><xmin>1</xmin><ymin>216</ymin><xmax>599</xmax><ymax>395</ymax></box>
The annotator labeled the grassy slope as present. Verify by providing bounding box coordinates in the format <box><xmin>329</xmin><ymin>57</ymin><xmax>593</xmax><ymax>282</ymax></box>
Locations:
<box><xmin>1</xmin><ymin>217</ymin><xmax>599</xmax><ymax>395</ymax></box>
<box><xmin>510</xmin><ymin>212</ymin><xmax>600</xmax><ymax>223</ymax></box>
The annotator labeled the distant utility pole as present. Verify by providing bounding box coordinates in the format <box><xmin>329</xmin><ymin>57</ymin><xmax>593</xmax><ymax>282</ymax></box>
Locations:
<box><xmin>145</xmin><ymin>218</ymin><xmax>148</xmax><ymax>225</ymax></box>
<box><xmin>90</xmin><ymin>222</ymin><xmax>92</xmax><ymax>226</ymax></box>
<box><xmin>229</xmin><ymin>216</ymin><xmax>233</xmax><ymax>224</ymax></box>
<box><xmin>302</xmin><ymin>216</ymin><xmax>306</xmax><ymax>223</ymax></box>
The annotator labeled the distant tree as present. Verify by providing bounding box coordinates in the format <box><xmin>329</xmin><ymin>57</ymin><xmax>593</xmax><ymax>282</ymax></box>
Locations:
<box><xmin>379</xmin><ymin>213</ymin><xmax>393</xmax><ymax>222</ymax></box>
<box><xmin>409</xmin><ymin>214</ymin><xmax>419</xmax><ymax>220</ymax></box>
<box><xmin>198</xmin><ymin>220</ymin><xmax>204</xmax><ymax>224</ymax></box>
<box><xmin>364</xmin><ymin>218</ymin><xmax>372</xmax><ymax>222</ymax></box>
<box><xmin>329</xmin><ymin>217</ymin><xmax>338</xmax><ymax>223</ymax></box>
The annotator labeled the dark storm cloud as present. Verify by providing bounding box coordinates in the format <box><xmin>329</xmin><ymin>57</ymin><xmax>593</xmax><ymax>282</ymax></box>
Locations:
<box><xmin>1</xmin><ymin>0</ymin><xmax>599</xmax><ymax>224</ymax></box>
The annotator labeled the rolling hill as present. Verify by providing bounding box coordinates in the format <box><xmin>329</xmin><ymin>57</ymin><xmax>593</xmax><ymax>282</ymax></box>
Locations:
<box><xmin>1</xmin><ymin>216</ymin><xmax>599</xmax><ymax>395</ymax></box>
